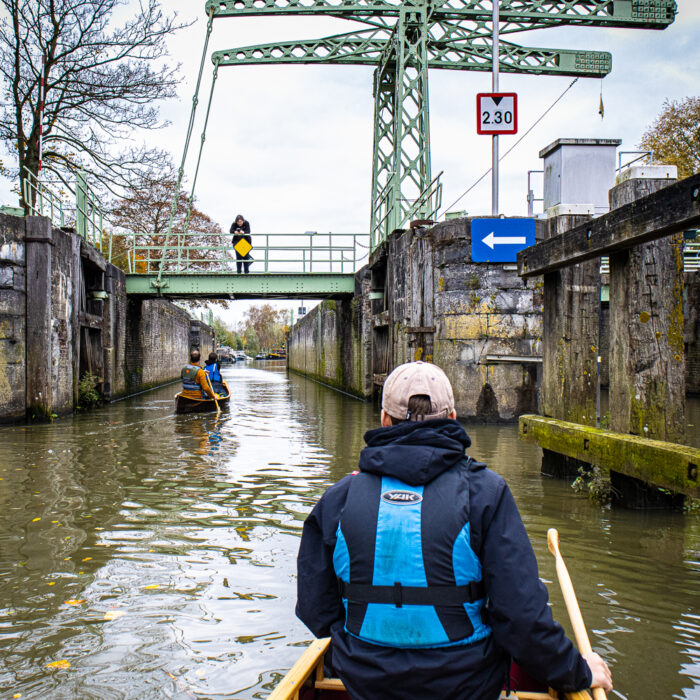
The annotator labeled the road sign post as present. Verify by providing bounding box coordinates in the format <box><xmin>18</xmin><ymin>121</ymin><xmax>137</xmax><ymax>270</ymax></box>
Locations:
<box><xmin>471</xmin><ymin>218</ymin><xmax>535</xmax><ymax>263</ymax></box>
<box><xmin>492</xmin><ymin>0</ymin><xmax>499</xmax><ymax>216</ymax></box>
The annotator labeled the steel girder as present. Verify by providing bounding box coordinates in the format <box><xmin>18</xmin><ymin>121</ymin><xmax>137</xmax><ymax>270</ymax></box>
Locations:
<box><xmin>209</xmin><ymin>0</ymin><xmax>675</xmax><ymax>246</ymax></box>
<box><xmin>125</xmin><ymin>273</ymin><xmax>356</xmax><ymax>298</ymax></box>
<box><xmin>205</xmin><ymin>0</ymin><xmax>676</xmax><ymax>29</ymax></box>
<box><xmin>212</xmin><ymin>30</ymin><xmax>611</xmax><ymax>76</ymax></box>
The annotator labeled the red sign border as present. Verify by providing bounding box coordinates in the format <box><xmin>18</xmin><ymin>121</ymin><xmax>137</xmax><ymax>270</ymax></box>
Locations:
<box><xmin>477</xmin><ymin>92</ymin><xmax>518</xmax><ymax>135</ymax></box>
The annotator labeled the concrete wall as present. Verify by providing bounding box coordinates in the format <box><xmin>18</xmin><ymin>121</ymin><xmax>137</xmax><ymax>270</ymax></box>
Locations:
<box><xmin>287</xmin><ymin>270</ymin><xmax>372</xmax><ymax>398</ymax></box>
<box><xmin>0</xmin><ymin>215</ymin><xmax>215</xmax><ymax>423</ymax></box>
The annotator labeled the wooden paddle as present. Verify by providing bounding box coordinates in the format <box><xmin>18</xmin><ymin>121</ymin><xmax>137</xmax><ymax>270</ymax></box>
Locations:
<box><xmin>547</xmin><ymin>528</ymin><xmax>607</xmax><ymax>700</ymax></box>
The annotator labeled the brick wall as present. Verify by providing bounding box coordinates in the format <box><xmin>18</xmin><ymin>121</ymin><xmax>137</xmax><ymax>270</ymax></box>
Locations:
<box><xmin>124</xmin><ymin>299</ymin><xmax>194</xmax><ymax>391</ymax></box>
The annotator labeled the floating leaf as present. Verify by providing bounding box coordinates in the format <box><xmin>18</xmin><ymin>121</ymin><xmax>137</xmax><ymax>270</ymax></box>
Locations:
<box><xmin>32</xmin><ymin>517</ymin><xmax>41</xmax><ymax>522</ymax></box>
<box><xmin>13</xmin><ymin>693</ymin><xmax>21</xmax><ymax>698</ymax></box>
<box><xmin>46</xmin><ymin>660</ymin><xmax>70</xmax><ymax>670</ymax></box>
<box><xmin>81</xmin><ymin>557</ymin><xmax>92</xmax><ymax>562</ymax></box>
<box><xmin>143</xmin><ymin>584</ymin><xmax>160</xmax><ymax>590</ymax></box>
<box><xmin>47</xmin><ymin>582</ymin><xmax>56</xmax><ymax>586</ymax></box>
<box><xmin>64</xmin><ymin>599</ymin><xmax>85</xmax><ymax>606</ymax></box>
<box><xmin>103</xmin><ymin>610</ymin><xmax>125</xmax><ymax>621</ymax></box>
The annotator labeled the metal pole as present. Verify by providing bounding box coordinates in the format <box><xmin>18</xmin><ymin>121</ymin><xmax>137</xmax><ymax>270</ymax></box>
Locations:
<box><xmin>38</xmin><ymin>56</ymin><xmax>46</xmax><ymax>182</ymax></box>
<box><xmin>492</xmin><ymin>0</ymin><xmax>500</xmax><ymax>216</ymax></box>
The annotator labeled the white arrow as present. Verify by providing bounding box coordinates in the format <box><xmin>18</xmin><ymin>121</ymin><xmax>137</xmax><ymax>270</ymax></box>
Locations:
<box><xmin>482</xmin><ymin>232</ymin><xmax>527</xmax><ymax>249</ymax></box>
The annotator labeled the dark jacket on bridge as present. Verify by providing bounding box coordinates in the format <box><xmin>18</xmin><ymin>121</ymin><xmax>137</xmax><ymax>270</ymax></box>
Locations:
<box><xmin>230</xmin><ymin>217</ymin><xmax>251</xmax><ymax>247</ymax></box>
<box><xmin>296</xmin><ymin>419</ymin><xmax>592</xmax><ymax>700</ymax></box>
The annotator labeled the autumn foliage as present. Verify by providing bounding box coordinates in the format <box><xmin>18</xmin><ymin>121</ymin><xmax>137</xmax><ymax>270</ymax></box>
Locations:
<box><xmin>639</xmin><ymin>97</ymin><xmax>700</xmax><ymax>180</ymax></box>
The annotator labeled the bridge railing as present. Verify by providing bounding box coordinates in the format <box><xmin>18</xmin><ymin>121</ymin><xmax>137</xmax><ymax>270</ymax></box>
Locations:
<box><xmin>113</xmin><ymin>231</ymin><xmax>370</xmax><ymax>275</ymax></box>
<box><xmin>23</xmin><ymin>169</ymin><xmax>107</xmax><ymax>254</ymax></box>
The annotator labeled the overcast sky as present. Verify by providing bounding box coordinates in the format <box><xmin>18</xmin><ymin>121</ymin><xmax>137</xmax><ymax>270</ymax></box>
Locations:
<box><xmin>2</xmin><ymin>1</ymin><xmax>698</xmax><ymax>327</ymax></box>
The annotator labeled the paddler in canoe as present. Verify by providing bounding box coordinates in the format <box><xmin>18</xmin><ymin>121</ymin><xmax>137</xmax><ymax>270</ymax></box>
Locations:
<box><xmin>289</xmin><ymin>362</ymin><xmax>612</xmax><ymax>700</ymax></box>
<box><xmin>176</xmin><ymin>349</ymin><xmax>229</xmax><ymax>414</ymax></box>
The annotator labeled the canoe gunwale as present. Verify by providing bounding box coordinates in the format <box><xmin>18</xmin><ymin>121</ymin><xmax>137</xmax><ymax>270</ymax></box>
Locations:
<box><xmin>174</xmin><ymin>382</ymin><xmax>231</xmax><ymax>414</ymax></box>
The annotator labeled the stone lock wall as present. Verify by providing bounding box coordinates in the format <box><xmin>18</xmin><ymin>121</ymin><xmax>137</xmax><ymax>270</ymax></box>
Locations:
<box><xmin>0</xmin><ymin>215</ymin><xmax>215</xmax><ymax>423</ymax></box>
<box><xmin>375</xmin><ymin>219</ymin><xmax>541</xmax><ymax>422</ymax></box>
<box><xmin>685</xmin><ymin>271</ymin><xmax>700</xmax><ymax>396</ymax></box>
<box><xmin>0</xmin><ymin>214</ymin><xmax>27</xmax><ymax>421</ymax></box>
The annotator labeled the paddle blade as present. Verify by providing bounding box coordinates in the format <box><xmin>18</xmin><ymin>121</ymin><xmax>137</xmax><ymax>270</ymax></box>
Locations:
<box><xmin>547</xmin><ymin>528</ymin><xmax>560</xmax><ymax>557</ymax></box>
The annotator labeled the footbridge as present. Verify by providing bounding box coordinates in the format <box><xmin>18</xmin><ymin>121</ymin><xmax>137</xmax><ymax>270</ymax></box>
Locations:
<box><xmin>116</xmin><ymin>231</ymin><xmax>368</xmax><ymax>299</ymax></box>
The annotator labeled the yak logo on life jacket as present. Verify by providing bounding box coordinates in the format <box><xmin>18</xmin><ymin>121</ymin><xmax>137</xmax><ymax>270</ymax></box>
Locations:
<box><xmin>381</xmin><ymin>490</ymin><xmax>422</xmax><ymax>505</ymax></box>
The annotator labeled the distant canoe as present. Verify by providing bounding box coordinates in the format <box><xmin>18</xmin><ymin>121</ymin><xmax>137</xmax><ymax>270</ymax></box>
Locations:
<box><xmin>267</xmin><ymin>637</ymin><xmax>593</xmax><ymax>700</ymax></box>
<box><xmin>175</xmin><ymin>385</ymin><xmax>230</xmax><ymax>414</ymax></box>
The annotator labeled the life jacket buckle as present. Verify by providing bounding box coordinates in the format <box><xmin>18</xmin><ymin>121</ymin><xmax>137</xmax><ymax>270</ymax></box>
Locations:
<box><xmin>393</xmin><ymin>581</ymin><xmax>403</xmax><ymax>608</ymax></box>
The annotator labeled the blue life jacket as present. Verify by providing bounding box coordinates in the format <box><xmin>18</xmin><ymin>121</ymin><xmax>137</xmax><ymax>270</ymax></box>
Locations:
<box><xmin>181</xmin><ymin>364</ymin><xmax>207</xmax><ymax>398</ymax></box>
<box><xmin>333</xmin><ymin>463</ymin><xmax>491</xmax><ymax>649</ymax></box>
<box><xmin>205</xmin><ymin>361</ymin><xmax>222</xmax><ymax>384</ymax></box>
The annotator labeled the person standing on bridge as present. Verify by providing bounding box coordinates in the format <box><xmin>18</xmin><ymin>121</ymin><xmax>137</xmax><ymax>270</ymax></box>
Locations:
<box><xmin>296</xmin><ymin>361</ymin><xmax>613</xmax><ymax>700</ymax></box>
<box><xmin>230</xmin><ymin>214</ymin><xmax>252</xmax><ymax>274</ymax></box>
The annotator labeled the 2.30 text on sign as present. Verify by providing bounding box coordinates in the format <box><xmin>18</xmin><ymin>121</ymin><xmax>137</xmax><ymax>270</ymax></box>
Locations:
<box><xmin>477</xmin><ymin>93</ymin><xmax>518</xmax><ymax>135</ymax></box>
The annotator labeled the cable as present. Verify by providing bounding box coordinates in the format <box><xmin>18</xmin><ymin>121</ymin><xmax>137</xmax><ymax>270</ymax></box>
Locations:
<box><xmin>440</xmin><ymin>77</ymin><xmax>580</xmax><ymax>216</ymax></box>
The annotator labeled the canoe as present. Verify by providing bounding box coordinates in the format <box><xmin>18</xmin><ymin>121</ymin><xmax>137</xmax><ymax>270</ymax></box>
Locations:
<box><xmin>174</xmin><ymin>384</ymin><xmax>230</xmax><ymax>414</ymax></box>
<box><xmin>267</xmin><ymin>637</ymin><xmax>593</xmax><ymax>700</ymax></box>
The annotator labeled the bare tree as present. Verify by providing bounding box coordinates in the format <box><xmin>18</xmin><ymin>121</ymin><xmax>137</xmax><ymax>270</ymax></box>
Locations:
<box><xmin>109</xmin><ymin>156</ymin><xmax>226</xmax><ymax>275</ymax></box>
<box><xmin>0</xmin><ymin>0</ymin><xmax>189</xmax><ymax>208</ymax></box>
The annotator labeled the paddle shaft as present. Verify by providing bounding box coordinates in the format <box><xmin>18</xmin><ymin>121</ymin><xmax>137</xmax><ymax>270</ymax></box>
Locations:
<box><xmin>547</xmin><ymin>529</ymin><xmax>606</xmax><ymax>700</ymax></box>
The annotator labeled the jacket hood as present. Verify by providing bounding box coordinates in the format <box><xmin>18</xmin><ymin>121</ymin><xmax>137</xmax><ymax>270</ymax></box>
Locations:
<box><xmin>359</xmin><ymin>419</ymin><xmax>472</xmax><ymax>486</ymax></box>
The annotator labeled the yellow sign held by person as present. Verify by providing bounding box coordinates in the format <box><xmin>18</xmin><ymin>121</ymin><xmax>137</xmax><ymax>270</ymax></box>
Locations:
<box><xmin>234</xmin><ymin>238</ymin><xmax>252</xmax><ymax>258</ymax></box>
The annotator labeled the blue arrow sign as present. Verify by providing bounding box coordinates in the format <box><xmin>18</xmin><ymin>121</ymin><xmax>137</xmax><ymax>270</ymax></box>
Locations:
<box><xmin>470</xmin><ymin>218</ymin><xmax>535</xmax><ymax>263</ymax></box>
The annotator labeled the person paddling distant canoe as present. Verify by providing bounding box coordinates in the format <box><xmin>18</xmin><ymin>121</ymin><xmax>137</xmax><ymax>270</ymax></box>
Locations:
<box><xmin>296</xmin><ymin>361</ymin><xmax>612</xmax><ymax>700</ymax></box>
<box><xmin>204</xmin><ymin>352</ymin><xmax>226</xmax><ymax>395</ymax></box>
<box><xmin>181</xmin><ymin>349</ymin><xmax>217</xmax><ymax>401</ymax></box>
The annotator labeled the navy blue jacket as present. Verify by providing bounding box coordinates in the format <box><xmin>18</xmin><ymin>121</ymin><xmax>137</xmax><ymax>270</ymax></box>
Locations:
<box><xmin>296</xmin><ymin>420</ymin><xmax>592</xmax><ymax>700</ymax></box>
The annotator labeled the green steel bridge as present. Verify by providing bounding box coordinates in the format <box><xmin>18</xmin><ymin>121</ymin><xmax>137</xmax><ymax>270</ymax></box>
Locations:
<box><xmin>24</xmin><ymin>1</ymin><xmax>679</xmax><ymax>299</ymax></box>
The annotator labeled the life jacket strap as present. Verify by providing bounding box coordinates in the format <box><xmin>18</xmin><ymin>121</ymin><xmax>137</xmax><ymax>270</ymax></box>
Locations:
<box><xmin>338</xmin><ymin>579</ymin><xmax>485</xmax><ymax>608</ymax></box>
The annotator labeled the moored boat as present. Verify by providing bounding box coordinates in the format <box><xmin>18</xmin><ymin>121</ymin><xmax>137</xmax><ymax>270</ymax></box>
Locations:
<box><xmin>267</xmin><ymin>637</ymin><xmax>593</xmax><ymax>700</ymax></box>
<box><xmin>175</xmin><ymin>383</ymin><xmax>230</xmax><ymax>414</ymax></box>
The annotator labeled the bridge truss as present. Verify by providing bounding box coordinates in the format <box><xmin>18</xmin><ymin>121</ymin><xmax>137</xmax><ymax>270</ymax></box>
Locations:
<box><xmin>207</xmin><ymin>0</ymin><xmax>676</xmax><ymax>247</ymax></box>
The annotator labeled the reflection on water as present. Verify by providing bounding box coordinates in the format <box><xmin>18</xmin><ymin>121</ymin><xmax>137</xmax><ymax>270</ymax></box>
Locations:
<box><xmin>0</xmin><ymin>363</ymin><xmax>698</xmax><ymax>699</ymax></box>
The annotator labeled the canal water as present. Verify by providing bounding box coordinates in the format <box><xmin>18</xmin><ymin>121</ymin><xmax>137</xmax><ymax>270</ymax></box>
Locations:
<box><xmin>1</xmin><ymin>363</ymin><xmax>698</xmax><ymax>699</ymax></box>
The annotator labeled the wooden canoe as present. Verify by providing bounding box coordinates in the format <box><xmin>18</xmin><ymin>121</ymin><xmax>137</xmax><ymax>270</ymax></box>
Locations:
<box><xmin>174</xmin><ymin>383</ymin><xmax>230</xmax><ymax>414</ymax></box>
<box><xmin>267</xmin><ymin>637</ymin><xmax>593</xmax><ymax>700</ymax></box>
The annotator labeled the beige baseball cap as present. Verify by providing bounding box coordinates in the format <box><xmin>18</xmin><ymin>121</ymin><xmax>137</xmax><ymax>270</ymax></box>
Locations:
<box><xmin>382</xmin><ymin>361</ymin><xmax>455</xmax><ymax>421</ymax></box>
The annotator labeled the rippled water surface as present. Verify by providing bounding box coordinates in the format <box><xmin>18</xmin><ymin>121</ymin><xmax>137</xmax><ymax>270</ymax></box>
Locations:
<box><xmin>1</xmin><ymin>363</ymin><xmax>698</xmax><ymax>699</ymax></box>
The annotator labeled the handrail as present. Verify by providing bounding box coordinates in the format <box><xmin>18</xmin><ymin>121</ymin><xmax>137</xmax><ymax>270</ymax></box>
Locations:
<box><xmin>402</xmin><ymin>170</ymin><xmax>444</xmax><ymax>226</ymax></box>
<box><xmin>617</xmin><ymin>150</ymin><xmax>653</xmax><ymax>173</ymax></box>
<box><xmin>112</xmin><ymin>231</ymin><xmax>370</xmax><ymax>275</ymax></box>
<box><xmin>22</xmin><ymin>168</ymin><xmax>66</xmax><ymax>227</ymax></box>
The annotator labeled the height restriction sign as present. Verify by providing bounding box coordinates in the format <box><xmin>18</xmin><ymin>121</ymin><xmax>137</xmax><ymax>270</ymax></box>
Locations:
<box><xmin>477</xmin><ymin>93</ymin><xmax>518</xmax><ymax>135</ymax></box>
